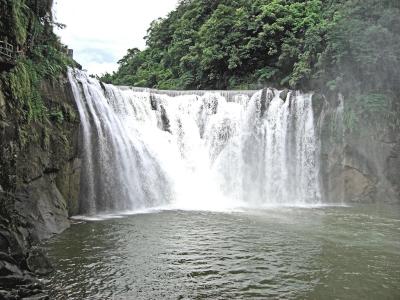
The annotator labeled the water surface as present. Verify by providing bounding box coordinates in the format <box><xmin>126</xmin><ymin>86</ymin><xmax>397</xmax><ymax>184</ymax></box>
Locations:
<box><xmin>45</xmin><ymin>205</ymin><xmax>400</xmax><ymax>299</ymax></box>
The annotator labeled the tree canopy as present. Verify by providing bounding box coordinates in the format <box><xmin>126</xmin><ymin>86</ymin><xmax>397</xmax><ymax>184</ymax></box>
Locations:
<box><xmin>104</xmin><ymin>0</ymin><xmax>399</xmax><ymax>97</ymax></box>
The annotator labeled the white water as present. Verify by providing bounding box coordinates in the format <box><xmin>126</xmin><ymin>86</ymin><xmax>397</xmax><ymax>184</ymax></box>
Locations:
<box><xmin>68</xmin><ymin>69</ymin><xmax>321</xmax><ymax>215</ymax></box>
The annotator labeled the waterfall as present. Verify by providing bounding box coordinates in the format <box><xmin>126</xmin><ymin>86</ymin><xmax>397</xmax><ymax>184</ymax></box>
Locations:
<box><xmin>68</xmin><ymin>69</ymin><xmax>321</xmax><ymax>215</ymax></box>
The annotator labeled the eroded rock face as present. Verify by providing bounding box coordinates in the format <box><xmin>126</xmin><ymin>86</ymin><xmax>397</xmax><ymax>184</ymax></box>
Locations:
<box><xmin>342</xmin><ymin>167</ymin><xmax>374</xmax><ymax>201</ymax></box>
<box><xmin>0</xmin><ymin>74</ymin><xmax>81</xmax><ymax>298</ymax></box>
<box><xmin>315</xmin><ymin>93</ymin><xmax>400</xmax><ymax>204</ymax></box>
<box><xmin>386</xmin><ymin>140</ymin><xmax>400</xmax><ymax>199</ymax></box>
<box><xmin>55</xmin><ymin>158</ymin><xmax>81</xmax><ymax>217</ymax></box>
<box><xmin>8</xmin><ymin>76</ymin><xmax>81</xmax><ymax>237</ymax></box>
<box><xmin>16</xmin><ymin>176</ymin><xmax>70</xmax><ymax>242</ymax></box>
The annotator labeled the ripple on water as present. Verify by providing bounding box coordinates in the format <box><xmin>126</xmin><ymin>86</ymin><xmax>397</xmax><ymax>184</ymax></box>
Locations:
<box><xmin>45</xmin><ymin>206</ymin><xmax>400</xmax><ymax>300</ymax></box>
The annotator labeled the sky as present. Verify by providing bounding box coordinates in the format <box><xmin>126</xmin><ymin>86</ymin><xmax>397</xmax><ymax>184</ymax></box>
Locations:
<box><xmin>53</xmin><ymin>0</ymin><xmax>179</xmax><ymax>75</ymax></box>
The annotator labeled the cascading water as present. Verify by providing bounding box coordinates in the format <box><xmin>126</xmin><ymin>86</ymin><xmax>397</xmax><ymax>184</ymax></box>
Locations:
<box><xmin>68</xmin><ymin>69</ymin><xmax>321</xmax><ymax>215</ymax></box>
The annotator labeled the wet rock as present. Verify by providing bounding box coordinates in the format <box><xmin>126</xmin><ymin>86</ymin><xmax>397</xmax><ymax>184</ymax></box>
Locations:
<box><xmin>55</xmin><ymin>158</ymin><xmax>81</xmax><ymax>217</ymax></box>
<box><xmin>0</xmin><ymin>74</ymin><xmax>80</xmax><ymax>299</ymax></box>
<box><xmin>160</xmin><ymin>105</ymin><xmax>171</xmax><ymax>133</ymax></box>
<box><xmin>22</xmin><ymin>293</ymin><xmax>49</xmax><ymax>300</ymax></box>
<box><xmin>0</xmin><ymin>289</ymin><xmax>18</xmax><ymax>300</ymax></box>
<box><xmin>317</xmin><ymin>93</ymin><xmax>400</xmax><ymax>204</ymax></box>
<box><xmin>150</xmin><ymin>93</ymin><xmax>157</xmax><ymax>110</ymax></box>
<box><xmin>260</xmin><ymin>88</ymin><xmax>273</xmax><ymax>117</ymax></box>
<box><xmin>0</xmin><ymin>260</ymin><xmax>22</xmax><ymax>277</ymax></box>
<box><xmin>0</xmin><ymin>275</ymin><xmax>39</xmax><ymax>289</ymax></box>
<box><xmin>386</xmin><ymin>137</ymin><xmax>400</xmax><ymax>198</ymax></box>
<box><xmin>260</xmin><ymin>88</ymin><xmax>268</xmax><ymax>117</ymax></box>
<box><xmin>311</xmin><ymin>93</ymin><xmax>325</xmax><ymax>121</ymax></box>
<box><xmin>99</xmin><ymin>81</ymin><xmax>107</xmax><ymax>93</ymax></box>
<box><xmin>18</xmin><ymin>285</ymin><xmax>47</xmax><ymax>299</ymax></box>
<box><xmin>0</xmin><ymin>282</ymin><xmax>45</xmax><ymax>300</ymax></box>
<box><xmin>0</xmin><ymin>228</ymin><xmax>26</xmax><ymax>265</ymax></box>
<box><xmin>0</xmin><ymin>232</ymin><xmax>9</xmax><ymax>253</ymax></box>
<box><xmin>279</xmin><ymin>89</ymin><xmax>289</xmax><ymax>101</ymax></box>
<box><xmin>16</xmin><ymin>175</ymin><xmax>70</xmax><ymax>242</ymax></box>
<box><xmin>0</xmin><ymin>252</ymin><xmax>18</xmax><ymax>266</ymax></box>
<box><xmin>343</xmin><ymin>167</ymin><xmax>375</xmax><ymax>201</ymax></box>
<box><xmin>26</xmin><ymin>249</ymin><xmax>53</xmax><ymax>276</ymax></box>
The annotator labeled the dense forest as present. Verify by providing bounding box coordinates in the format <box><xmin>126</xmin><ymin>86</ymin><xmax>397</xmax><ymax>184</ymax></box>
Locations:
<box><xmin>104</xmin><ymin>0</ymin><xmax>400</xmax><ymax>131</ymax></box>
<box><xmin>105</xmin><ymin>0</ymin><xmax>399</xmax><ymax>92</ymax></box>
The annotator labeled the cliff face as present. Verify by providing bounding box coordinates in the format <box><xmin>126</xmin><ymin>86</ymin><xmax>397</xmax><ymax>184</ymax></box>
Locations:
<box><xmin>0</xmin><ymin>74</ymin><xmax>80</xmax><ymax>298</ymax></box>
<box><xmin>315</xmin><ymin>94</ymin><xmax>400</xmax><ymax>204</ymax></box>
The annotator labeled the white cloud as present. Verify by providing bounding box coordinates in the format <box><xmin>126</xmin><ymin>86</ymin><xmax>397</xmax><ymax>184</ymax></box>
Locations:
<box><xmin>53</xmin><ymin>0</ymin><xmax>179</xmax><ymax>75</ymax></box>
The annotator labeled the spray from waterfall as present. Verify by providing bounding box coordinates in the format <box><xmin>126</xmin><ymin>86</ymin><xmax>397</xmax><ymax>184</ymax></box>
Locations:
<box><xmin>68</xmin><ymin>69</ymin><xmax>321</xmax><ymax>215</ymax></box>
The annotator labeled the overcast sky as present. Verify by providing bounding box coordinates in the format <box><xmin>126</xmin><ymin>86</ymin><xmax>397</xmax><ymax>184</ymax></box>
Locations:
<box><xmin>53</xmin><ymin>0</ymin><xmax>179</xmax><ymax>75</ymax></box>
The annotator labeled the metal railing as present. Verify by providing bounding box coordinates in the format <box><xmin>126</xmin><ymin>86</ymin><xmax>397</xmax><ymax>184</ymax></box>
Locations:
<box><xmin>0</xmin><ymin>40</ymin><xmax>14</xmax><ymax>60</ymax></box>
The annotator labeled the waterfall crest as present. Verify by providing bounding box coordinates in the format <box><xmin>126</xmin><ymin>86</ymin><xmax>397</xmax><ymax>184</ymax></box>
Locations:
<box><xmin>68</xmin><ymin>69</ymin><xmax>321</xmax><ymax>215</ymax></box>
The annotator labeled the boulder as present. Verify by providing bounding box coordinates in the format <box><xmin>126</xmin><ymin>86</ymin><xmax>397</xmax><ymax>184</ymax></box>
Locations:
<box><xmin>260</xmin><ymin>88</ymin><xmax>274</xmax><ymax>117</ymax></box>
<box><xmin>0</xmin><ymin>275</ymin><xmax>39</xmax><ymax>289</ymax></box>
<box><xmin>0</xmin><ymin>260</ymin><xmax>22</xmax><ymax>277</ymax></box>
<box><xmin>0</xmin><ymin>289</ymin><xmax>18</xmax><ymax>300</ymax></box>
<box><xmin>21</xmin><ymin>293</ymin><xmax>49</xmax><ymax>300</ymax></box>
<box><xmin>16</xmin><ymin>175</ymin><xmax>70</xmax><ymax>242</ymax></box>
<box><xmin>0</xmin><ymin>252</ymin><xmax>18</xmax><ymax>266</ymax></box>
<box><xmin>279</xmin><ymin>89</ymin><xmax>289</xmax><ymax>101</ymax></box>
<box><xmin>26</xmin><ymin>249</ymin><xmax>53</xmax><ymax>276</ymax></box>
<box><xmin>160</xmin><ymin>105</ymin><xmax>171</xmax><ymax>133</ymax></box>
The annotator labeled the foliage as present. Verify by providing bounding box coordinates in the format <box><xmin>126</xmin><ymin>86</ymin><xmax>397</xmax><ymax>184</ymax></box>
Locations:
<box><xmin>0</xmin><ymin>0</ymin><xmax>76</xmax><ymax>125</ymax></box>
<box><xmin>3</xmin><ymin>46</ymin><xmax>74</xmax><ymax>122</ymax></box>
<box><xmin>344</xmin><ymin>93</ymin><xmax>399</xmax><ymax>133</ymax></box>
<box><xmin>31</xmin><ymin>44</ymin><xmax>75</xmax><ymax>78</ymax></box>
<box><xmin>104</xmin><ymin>0</ymin><xmax>399</xmax><ymax>132</ymax></box>
<box><xmin>49</xmin><ymin>109</ymin><xmax>64</xmax><ymax>124</ymax></box>
<box><xmin>7</xmin><ymin>59</ymin><xmax>45</xmax><ymax>122</ymax></box>
<box><xmin>107</xmin><ymin>0</ymin><xmax>399</xmax><ymax>91</ymax></box>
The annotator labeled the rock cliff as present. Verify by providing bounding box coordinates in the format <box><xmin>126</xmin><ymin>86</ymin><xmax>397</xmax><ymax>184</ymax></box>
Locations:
<box><xmin>0</xmin><ymin>74</ymin><xmax>80</xmax><ymax>299</ymax></box>
<box><xmin>315</xmin><ymin>94</ymin><xmax>400</xmax><ymax>204</ymax></box>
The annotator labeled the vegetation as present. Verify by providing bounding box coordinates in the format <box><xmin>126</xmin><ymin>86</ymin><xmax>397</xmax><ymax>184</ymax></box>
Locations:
<box><xmin>104</xmin><ymin>0</ymin><xmax>400</xmax><ymax>132</ymax></box>
<box><xmin>0</xmin><ymin>0</ymin><xmax>76</xmax><ymax>123</ymax></box>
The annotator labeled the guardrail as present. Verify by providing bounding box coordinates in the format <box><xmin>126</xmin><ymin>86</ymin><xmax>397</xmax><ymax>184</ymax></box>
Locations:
<box><xmin>0</xmin><ymin>40</ymin><xmax>14</xmax><ymax>60</ymax></box>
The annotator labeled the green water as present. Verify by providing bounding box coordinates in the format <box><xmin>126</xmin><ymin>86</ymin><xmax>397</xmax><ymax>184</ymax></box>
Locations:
<box><xmin>45</xmin><ymin>205</ymin><xmax>400</xmax><ymax>299</ymax></box>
